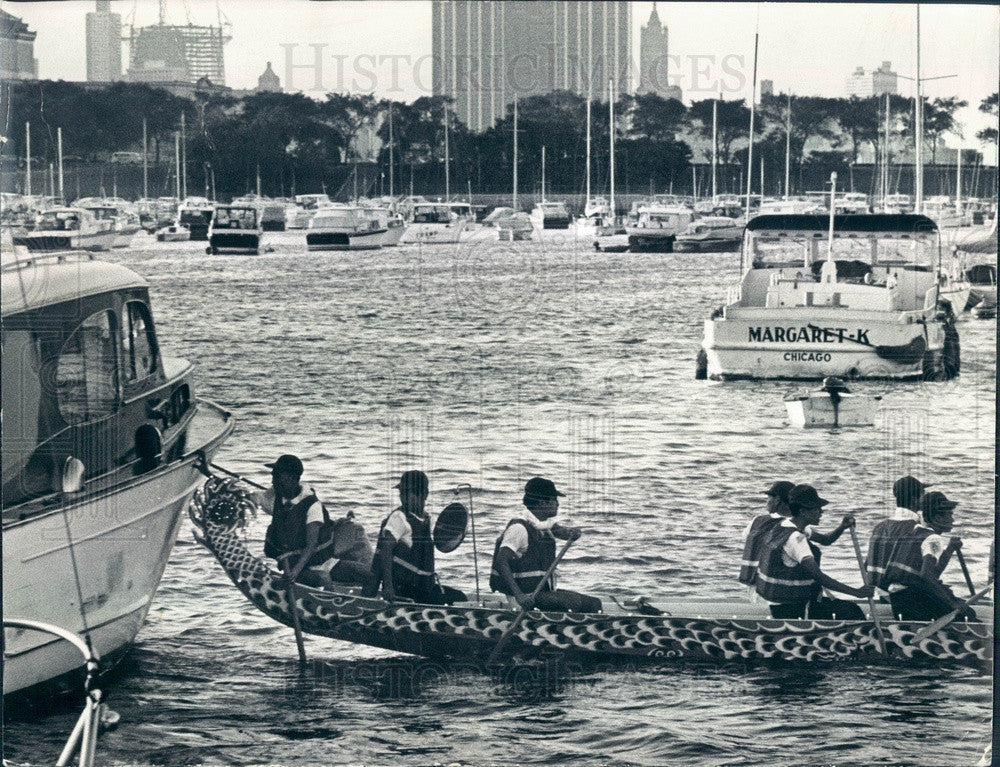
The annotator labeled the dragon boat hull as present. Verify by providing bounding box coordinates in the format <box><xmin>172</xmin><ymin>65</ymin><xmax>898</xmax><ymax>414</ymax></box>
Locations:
<box><xmin>189</xmin><ymin>479</ymin><xmax>993</xmax><ymax>668</ymax></box>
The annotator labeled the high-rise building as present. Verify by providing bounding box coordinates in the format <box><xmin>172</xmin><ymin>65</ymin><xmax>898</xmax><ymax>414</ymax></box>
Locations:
<box><xmin>256</xmin><ymin>61</ymin><xmax>281</xmax><ymax>93</ymax></box>
<box><xmin>86</xmin><ymin>0</ymin><xmax>122</xmax><ymax>81</ymax></box>
<box><xmin>127</xmin><ymin>3</ymin><xmax>231</xmax><ymax>86</ymax></box>
<box><xmin>846</xmin><ymin>62</ymin><xmax>898</xmax><ymax>98</ymax></box>
<box><xmin>871</xmin><ymin>61</ymin><xmax>898</xmax><ymax>97</ymax></box>
<box><xmin>639</xmin><ymin>3</ymin><xmax>679</xmax><ymax>100</ymax></box>
<box><xmin>1</xmin><ymin>9</ymin><xmax>38</xmax><ymax>81</ymax></box>
<box><xmin>432</xmin><ymin>1</ymin><xmax>631</xmax><ymax>132</ymax></box>
<box><xmin>760</xmin><ymin>79</ymin><xmax>774</xmax><ymax>98</ymax></box>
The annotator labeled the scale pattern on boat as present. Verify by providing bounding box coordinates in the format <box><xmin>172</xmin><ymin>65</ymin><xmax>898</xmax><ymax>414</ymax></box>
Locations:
<box><xmin>188</xmin><ymin>478</ymin><xmax>991</xmax><ymax>665</ymax></box>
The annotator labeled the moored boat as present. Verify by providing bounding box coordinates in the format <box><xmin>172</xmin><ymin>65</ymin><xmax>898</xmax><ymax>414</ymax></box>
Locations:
<box><xmin>18</xmin><ymin>207</ymin><xmax>117</xmax><ymax>252</ymax></box>
<box><xmin>400</xmin><ymin>202</ymin><xmax>474</xmax><ymax>244</ymax></box>
<box><xmin>674</xmin><ymin>216</ymin><xmax>743</xmax><ymax>253</ymax></box>
<box><xmin>177</xmin><ymin>197</ymin><xmax>215</xmax><ymax>241</ymax></box>
<box><xmin>155</xmin><ymin>222</ymin><xmax>191</xmax><ymax>242</ymax></box>
<box><xmin>625</xmin><ymin>200</ymin><xmax>695</xmax><ymax>253</ymax></box>
<box><xmin>306</xmin><ymin>205</ymin><xmax>391</xmax><ymax>251</ymax></box>
<box><xmin>530</xmin><ymin>200</ymin><xmax>571</xmax><ymax>230</ymax></box>
<box><xmin>785</xmin><ymin>377</ymin><xmax>881</xmax><ymax>428</ymax></box>
<box><xmin>208</xmin><ymin>204</ymin><xmax>264</xmax><ymax>254</ymax></box>
<box><xmin>2</xmin><ymin>251</ymin><xmax>234</xmax><ymax>695</ymax></box>
<box><xmin>699</xmin><ymin>214</ymin><xmax>962</xmax><ymax>381</ymax></box>
<box><xmin>189</xmin><ymin>477</ymin><xmax>992</xmax><ymax>667</ymax></box>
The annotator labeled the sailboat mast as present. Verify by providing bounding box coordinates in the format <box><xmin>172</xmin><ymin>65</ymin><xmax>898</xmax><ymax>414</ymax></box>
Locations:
<box><xmin>711</xmin><ymin>98</ymin><xmax>718</xmax><ymax>200</ymax></box>
<box><xmin>745</xmin><ymin>31</ymin><xmax>759</xmax><ymax>219</ymax></box>
<box><xmin>181</xmin><ymin>111</ymin><xmax>187</xmax><ymax>200</ymax></box>
<box><xmin>513</xmin><ymin>96</ymin><xmax>518</xmax><ymax>211</ymax></box>
<box><xmin>541</xmin><ymin>145</ymin><xmax>546</xmax><ymax>201</ymax></box>
<box><xmin>955</xmin><ymin>148</ymin><xmax>962</xmax><ymax>214</ymax></box>
<box><xmin>915</xmin><ymin>5</ymin><xmax>923</xmax><ymax>213</ymax></box>
<box><xmin>883</xmin><ymin>92</ymin><xmax>890</xmax><ymax>209</ymax></box>
<box><xmin>25</xmin><ymin>121</ymin><xmax>31</xmax><ymax>197</ymax></box>
<box><xmin>585</xmin><ymin>96</ymin><xmax>591</xmax><ymax>208</ymax></box>
<box><xmin>443</xmin><ymin>103</ymin><xmax>450</xmax><ymax>201</ymax></box>
<box><xmin>388</xmin><ymin>103</ymin><xmax>394</xmax><ymax>199</ymax></box>
<box><xmin>143</xmin><ymin>117</ymin><xmax>149</xmax><ymax>200</ymax></box>
<box><xmin>784</xmin><ymin>94</ymin><xmax>791</xmax><ymax>199</ymax></box>
<box><xmin>57</xmin><ymin>127</ymin><xmax>65</xmax><ymax>202</ymax></box>
<box><xmin>609</xmin><ymin>78</ymin><xmax>615</xmax><ymax>219</ymax></box>
<box><xmin>174</xmin><ymin>132</ymin><xmax>181</xmax><ymax>200</ymax></box>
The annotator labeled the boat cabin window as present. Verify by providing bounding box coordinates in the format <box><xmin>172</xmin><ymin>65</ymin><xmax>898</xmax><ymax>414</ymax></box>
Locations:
<box><xmin>122</xmin><ymin>301</ymin><xmax>158</xmax><ymax>381</ymax></box>
<box><xmin>749</xmin><ymin>233</ymin><xmax>937</xmax><ymax>269</ymax></box>
<box><xmin>215</xmin><ymin>208</ymin><xmax>257</xmax><ymax>229</ymax></box>
<box><xmin>57</xmin><ymin>309</ymin><xmax>120</xmax><ymax>424</ymax></box>
<box><xmin>413</xmin><ymin>206</ymin><xmax>451</xmax><ymax>224</ymax></box>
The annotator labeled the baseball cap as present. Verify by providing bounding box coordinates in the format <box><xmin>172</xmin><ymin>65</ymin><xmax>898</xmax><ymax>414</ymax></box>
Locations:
<box><xmin>918</xmin><ymin>490</ymin><xmax>958</xmax><ymax>516</ymax></box>
<box><xmin>265</xmin><ymin>454</ymin><xmax>303</xmax><ymax>477</ymax></box>
<box><xmin>763</xmin><ymin>481</ymin><xmax>795</xmax><ymax>500</ymax></box>
<box><xmin>523</xmin><ymin>477</ymin><xmax>565</xmax><ymax>501</ymax></box>
<box><xmin>788</xmin><ymin>484</ymin><xmax>830</xmax><ymax>510</ymax></box>
<box><xmin>395</xmin><ymin>469</ymin><xmax>429</xmax><ymax>494</ymax></box>
<box><xmin>892</xmin><ymin>476</ymin><xmax>929</xmax><ymax>505</ymax></box>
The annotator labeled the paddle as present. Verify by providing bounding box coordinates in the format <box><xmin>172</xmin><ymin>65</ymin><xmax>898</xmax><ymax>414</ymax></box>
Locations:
<box><xmin>486</xmin><ymin>537</ymin><xmax>574</xmax><ymax>666</ymax></box>
<box><xmin>910</xmin><ymin>583</ymin><xmax>993</xmax><ymax>644</ymax></box>
<box><xmin>278</xmin><ymin>555</ymin><xmax>308</xmax><ymax>666</ymax></box>
<box><xmin>955</xmin><ymin>549</ymin><xmax>976</xmax><ymax>596</ymax></box>
<box><xmin>848</xmin><ymin>525</ymin><xmax>888</xmax><ymax>656</ymax></box>
<box><xmin>805</xmin><ymin>324</ymin><xmax>925</xmax><ymax>365</ymax></box>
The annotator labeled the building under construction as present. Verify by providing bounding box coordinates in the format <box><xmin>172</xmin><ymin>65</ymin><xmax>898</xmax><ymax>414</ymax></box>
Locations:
<box><xmin>126</xmin><ymin>0</ymin><xmax>230</xmax><ymax>85</ymax></box>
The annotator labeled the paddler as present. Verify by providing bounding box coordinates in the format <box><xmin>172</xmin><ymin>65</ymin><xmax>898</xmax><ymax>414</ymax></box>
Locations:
<box><xmin>739</xmin><ymin>480</ymin><xmax>795</xmax><ymax>590</ymax></box>
<box><xmin>363</xmin><ymin>470</ymin><xmax>467</xmax><ymax>605</ymax></box>
<box><xmin>864</xmin><ymin>475</ymin><xmax>928</xmax><ymax>593</ymax></box>
<box><xmin>489</xmin><ymin>477</ymin><xmax>602</xmax><ymax>613</ymax></box>
<box><xmin>261</xmin><ymin>454</ymin><xmax>373</xmax><ymax>588</ymax></box>
<box><xmin>755</xmin><ymin>484</ymin><xmax>873</xmax><ymax>619</ymax></box>
<box><xmin>881</xmin><ymin>491</ymin><xmax>977</xmax><ymax>621</ymax></box>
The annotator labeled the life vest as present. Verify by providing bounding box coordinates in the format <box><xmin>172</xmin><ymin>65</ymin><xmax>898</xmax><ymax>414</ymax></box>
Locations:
<box><xmin>883</xmin><ymin>525</ymin><xmax>935</xmax><ymax>588</ymax></box>
<box><xmin>263</xmin><ymin>492</ymin><xmax>337</xmax><ymax>568</ymax></box>
<box><xmin>755</xmin><ymin>525</ymin><xmax>822</xmax><ymax>605</ymax></box>
<box><xmin>865</xmin><ymin>518</ymin><xmax>916</xmax><ymax>590</ymax></box>
<box><xmin>489</xmin><ymin>519</ymin><xmax>556</xmax><ymax>595</ymax></box>
<box><xmin>374</xmin><ymin>509</ymin><xmax>435</xmax><ymax>596</ymax></box>
<box><xmin>738</xmin><ymin>515</ymin><xmax>784</xmax><ymax>585</ymax></box>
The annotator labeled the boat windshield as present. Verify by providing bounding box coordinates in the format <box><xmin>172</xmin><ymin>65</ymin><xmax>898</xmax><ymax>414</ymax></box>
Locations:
<box><xmin>313</xmin><ymin>210</ymin><xmax>362</xmax><ymax>227</ymax></box>
<box><xmin>214</xmin><ymin>208</ymin><xmax>257</xmax><ymax>228</ymax></box>
<box><xmin>413</xmin><ymin>205</ymin><xmax>452</xmax><ymax>224</ymax></box>
<box><xmin>38</xmin><ymin>211</ymin><xmax>81</xmax><ymax>231</ymax></box>
<box><xmin>748</xmin><ymin>232</ymin><xmax>938</xmax><ymax>269</ymax></box>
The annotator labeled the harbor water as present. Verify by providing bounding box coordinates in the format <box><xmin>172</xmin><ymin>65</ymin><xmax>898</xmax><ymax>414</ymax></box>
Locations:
<box><xmin>5</xmin><ymin>230</ymin><xmax>995</xmax><ymax>766</ymax></box>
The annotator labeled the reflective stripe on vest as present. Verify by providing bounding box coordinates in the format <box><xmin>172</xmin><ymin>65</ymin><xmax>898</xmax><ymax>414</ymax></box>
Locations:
<box><xmin>489</xmin><ymin>519</ymin><xmax>556</xmax><ymax>595</ymax></box>
<box><xmin>755</xmin><ymin>525</ymin><xmax>822</xmax><ymax>604</ymax></box>
<box><xmin>738</xmin><ymin>515</ymin><xmax>783</xmax><ymax>586</ymax></box>
<box><xmin>883</xmin><ymin>526</ymin><xmax>934</xmax><ymax>587</ymax></box>
<box><xmin>392</xmin><ymin>556</ymin><xmax>434</xmax><ymax>577</ymax></box>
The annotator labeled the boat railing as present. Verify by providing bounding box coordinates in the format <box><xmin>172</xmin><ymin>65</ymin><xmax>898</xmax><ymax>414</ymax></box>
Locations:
<box><xmin>3</xmin><ymin>619</ymin><xmax>107</xmax><ymax>767</ymax></box>
<box><xmin>726</xmin><ymin>285</ymin><xmax>742</xmax><ymax>305</ymax></box>
<box><xmin>1</xmin><ymin>250</ymin><xmax>98</xmax><ymax>274</ymax></box>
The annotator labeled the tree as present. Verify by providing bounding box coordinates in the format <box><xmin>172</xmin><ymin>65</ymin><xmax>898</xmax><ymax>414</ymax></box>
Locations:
<box><xmin>686</xmin><ymin>98</ymin><xmax>750</xmax><ymax>165</ymax></box>
<box><xmin>922</xmin><ymin>96</ymin><xmax>967</xmax><ymax>164</ymax></box>
<box><xmin>976</xmin><ymin>92</ymin><xmax>998</xmax><ymax>146</ymax></box>
<box><xmin>626</xmin><ymin>93</ymin><xmax>687</xmax><ymax>142</ymax></box>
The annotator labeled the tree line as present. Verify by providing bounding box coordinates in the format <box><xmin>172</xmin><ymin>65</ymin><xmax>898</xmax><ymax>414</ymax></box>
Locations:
<box><xmin>2</xmin><ymin>79</ymin><xmax>996</xmax><ymax>199</ymax></box>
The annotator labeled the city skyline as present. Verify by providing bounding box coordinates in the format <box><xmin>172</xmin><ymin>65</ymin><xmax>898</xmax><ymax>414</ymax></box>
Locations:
<box><xmin>7</xmin><ymin>1</ymin><xmax>999</xmax><ymax>156</ymax></box>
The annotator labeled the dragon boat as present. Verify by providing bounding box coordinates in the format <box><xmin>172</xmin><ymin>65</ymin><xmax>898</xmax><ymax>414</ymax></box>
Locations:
<box><xmin>189</xmin><ymin>478</ymin><xmax>992</xmax><ymax>668</ymax></box>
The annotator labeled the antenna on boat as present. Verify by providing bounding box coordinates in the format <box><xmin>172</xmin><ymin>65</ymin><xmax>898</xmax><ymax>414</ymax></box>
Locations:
<box><xmin>744</xmin><ymin>6</ymin><xmax>760</xmax><ymax>220</ymax></box>
<box><xmin>827</xmin><ymin>172</ymin><xmax>837</xmax><ymax>263</ymax></box>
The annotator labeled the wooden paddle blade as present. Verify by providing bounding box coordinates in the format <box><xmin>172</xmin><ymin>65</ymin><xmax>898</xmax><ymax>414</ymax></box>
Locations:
<box><xmin>434</xmin><ymin>502</ymin><xmax>468</xmax><ymax>553</ymax></box>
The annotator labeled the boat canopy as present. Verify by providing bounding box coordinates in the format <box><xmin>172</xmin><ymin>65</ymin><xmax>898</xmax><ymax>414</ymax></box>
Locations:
<box><xmin>746</xmin><ymin>214</ymin><xmax>938</xmax><ymax>235</ymax></box>
<box><xmin>2</xmin><ymin>254</ymin><xmax>147</xmax><ymax>317</ymax></box>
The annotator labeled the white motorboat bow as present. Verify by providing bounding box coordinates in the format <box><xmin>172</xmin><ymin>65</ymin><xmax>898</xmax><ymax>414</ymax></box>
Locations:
<box><xmin>785</xmin><ymin>377</ymin><xmax>881</xmax><ymax>428</ymax></box>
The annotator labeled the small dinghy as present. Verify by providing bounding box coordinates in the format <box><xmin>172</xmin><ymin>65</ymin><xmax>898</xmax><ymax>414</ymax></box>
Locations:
<box><xmin>785</xmin><ymin>377</ymin><xmax>881</xmax><ymax>428</ymax></box>
<box><xmin>155</xmin><ymin>222</ymin><xmax>191</xmax><ymax>242</ymax></box>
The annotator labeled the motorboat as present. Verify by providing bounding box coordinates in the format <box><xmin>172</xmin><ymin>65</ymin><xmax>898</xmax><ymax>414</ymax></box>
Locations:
<box><xmin>17</xmin><ymin>207</ymin><xmax>117</xmax><ymax>252</ymax></box>
<box><xmin>593</xmin><ymin>220</ymin><xmax>630</xmax><ymax>252</ymax></box>
<box><xmin>484</xmin><ymin>207</ymin><xmax>533</xmax><ymax>241</ymax></box>
<box><xmin>758</xmin><ymin>198</ymin><xmax>826</xmax><ymax>217</ymax></box>
<box><xmin>881</xmin><ymin>194</ymin><xmax>913</xmax><ymax>214</ymax></box>
<box><xmin>234</xmin><ymin>195</ymin><xmax>289</xmax><ymax>232</ymax></box>
<box><xmin>155</xmin><ymin>222</ymin><xmax>191</xmax><ymax>242</ymax></box>
<box><xmin>834</xmin><ymin>193</ymin><xmax>872</xmax><ymax>215</ymax></box>
<box><xmin>77</xmin><ymin>201</ymin><xmax>141</xmax><ymax>248</ymax></box>
<box><xmin>2</xmin><ymin>251</ymin><xmax>234</xmax><ymax>695</ymax></box>
<box><xmin>208</xmin><ymin>204</ymin><xmax>264</xmax><ymax>254</ymax></box>
<box><xmin>530</xmin><ymin>200</ymin><xmax>571</xmax><ymax>230</ymax></box>
<box><xmin>625</xmin><ymin>200</ymin><xmax>695</xmax><ymax>253</ymax></box>
<box><xmin>400</xmin><ymin>202</ymin><xmax>471</xmax><ymax>245</ymax></box>
<box><xmin>785</xmin><ymin>376</ymin><xmax>881</xmax><ymax>428</ymax></box>
<box><xmin>922</xmin><ymin>196</ymin><xmax>965</xmax><ymax>229</ymax></box>
<box><xmin>306</xmin><ymin>205</ymin><xmax>393</xmax><ymax>251</ymax></box>
<box><xmin>190</xmin><ymin>477</ymin><xmax>992</xmax><ymax>667</ymax></box>
<box><xmin>177</xmin><ymin>197</ymin><xmax>215</xmax><ymax>241</ymax></box>
<box><xmin>674</xmin><ymin>216</ymin><xmax>743</xmax><ymax>253</ymax></box>
<box><xmin>287</xmin><ymin>194</ymin><xmax>332</xmax><ymax>229</ymax></box>
<box><xmin>698</xmin><ymin>213</ymin><xmax>962</xmax><ymax>381</ymax></box>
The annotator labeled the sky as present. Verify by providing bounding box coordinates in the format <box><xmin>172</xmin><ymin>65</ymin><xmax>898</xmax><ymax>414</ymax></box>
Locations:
<box><xmin>6</xmin><ymin>1</ymin><xmax>999</xmax><ymax>160</ymax></box>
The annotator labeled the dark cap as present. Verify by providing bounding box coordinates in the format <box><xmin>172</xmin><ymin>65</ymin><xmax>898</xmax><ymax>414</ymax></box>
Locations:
<box><xmin>762</xmin><ymin>481</ymin><xmax>795</xmax><ymax>501</ymax></box>
<box><xmin>523</xmin><ymin>477</ymin><xmax>565</xmax><ymax>501</ymax></box>
<box><xmin>892</xmin><ymin>476</ymin><xmax>929</xmax><ymax>505</ymax></box>
<box><xmin>395</xmin><ymin>469</ymin><xmax>429</xmax><ymax>494</ymax></box>
<box><xmin>788</xmin><ymin>484</ymin><xmax>830</xmax><ymax>510</ymax></box>
<box><xmin>918</xmin><ymin>490</ymin><xmax>958</xmax><ymax>516</ymax></box>
<box><xmin>265</xmin><ymin>454</ymin><xmax>303</xmax><ymax>477</ymax></box>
